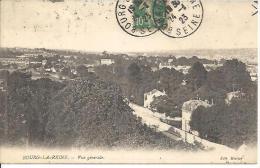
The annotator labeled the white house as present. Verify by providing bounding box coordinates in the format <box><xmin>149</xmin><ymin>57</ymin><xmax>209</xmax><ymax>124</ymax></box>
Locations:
<box><xmin>159</xmin><ymin>63</ymin><xmax>190</xmax><ymax>74</ymax></box>
<box><xmin>51</xmin><ymin>67</ymin><xmax>57</xmax><ymax>73</ymax></box>
<box><xmin>100</xmin><ymin>59</ymin><xmax>115</xmax><ymax>65</ymax></box>
<box><xmin>159</xmin><ymin>62</ymin><xmax>174</xmax><ymax>69</ymax></box>
<box><xmin>168</xmin><ymin>58</ymin><xmax>174</xmax><ymax>63</ymax></box>
<box><xmin>144</xmin><ymin>89</ymin><xmax>166</xmax><ymax>109</ymax></box>
<box><xmin>151</xmin><ymin>66</ymin><xmax>159</xmax><ymax>72</ymax></box>
<box><xmin>182</xmin><ymin>100</ymin><xmax>212</xmax><ymax>134</ymax></box>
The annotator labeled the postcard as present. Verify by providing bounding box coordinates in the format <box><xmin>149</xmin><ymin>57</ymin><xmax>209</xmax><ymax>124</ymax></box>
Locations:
<box><xmin>0</xmin><ymin>0</ymin><xmax>258</xmax><ymax>163</ymax></box>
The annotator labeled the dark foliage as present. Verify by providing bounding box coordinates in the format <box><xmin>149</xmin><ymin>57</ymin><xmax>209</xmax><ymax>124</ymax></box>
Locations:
<box><xmin>190</xmin><ymin>98</ymin><xmax>257</xmax><ymax>148</ymax></box>
<box><xmin>0</xmin><ymin>71</ymin><xmax>65</xmax><ymax>145</ymax></box>
<box><xmin>44</xmin><ymin>78</ymin><xmax>186</xmax><ymax>148</ymax></box>
<box><xmin>0</xmin><ymin>71</ymin><xmax>198</xmax><ymax>150</ymax></box>
<box><xmin>187</xmin><ymin>62</ymin><xmax>207</xmax><ymax>90</ymax></box>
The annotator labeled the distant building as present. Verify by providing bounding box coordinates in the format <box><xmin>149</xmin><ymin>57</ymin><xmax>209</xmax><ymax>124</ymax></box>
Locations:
<box><xmin>174</xmin><ymin>65</ymin><xmax>190</xmax><ymax>74</ymax></box>
<box><xmin>45</xmin><ymin>68</ymin><xmax>51</xmax><ymax>72</ymax></box>
<box><xmin>64</xmin><ymin>55</ymin><xmax>72</xmax><ymax>59</ymax></box>
<box><xmin>29</xmin><ymin>61</ymin><xmax>42</xmax><ymax>65</ymax></box>
<box><xmin>159</xmin><ymin>62</ymin><xmax>174</xmax><ymax>69</ymax></box>
<box><xmin>159</xmin><ymin>63</ymin><xmax>190</xmax><ymax>74</ymax></box>
<box><xmin>100</xmin><ymin>59</ymin><xmax>115</xmax><ymax>65</ymax></box>
<box><xmin>16</xmin><ymin>54</ymin><xmax>38</xmax><ymax>58</ymax></box>
<box><xmin>0</xmin><ymin>79</ymin><xmax>6</xmax><ymax>91</ymax></box>
<box><xmin>247</xmin><ymin>64</ymin><xmax>258</xmax><ymax>81</ymax></box>
<box><xmin>151</xmin><ymin>66</ymin><xmax>159</xmax><ymax>72</ymax></box>
<box><xmin>182</xmin><ymin>100</ymin><xmax>212</xmax><ymax>134</ymax></box>
<box><xmin>225</xmin><ymin>91</ymin><xmax>245</xmax><ymax>105</ymax></box>
<box><xmin>0</xmin><ymin>58</ymin><xmax>29</xmax><ymax>69</ymax></box>
<box><xmin>137</xmin><ymin>56</ymin><xmax>145</xmax><ymax>60</ymax></box>
<box><xmin>203</xmin><ymin>63</ymin><xmax>223</xmax><ymax>72</ymax></box>
<box><xmin>181</xmin><ymin>79</ymin><xmax>188</xmax><ymax>86</ymax></box>
<box><xmin>144</xmin><ymin>89</ymin><xmax>166</xmax><ymax>109</ymax></box>
<box><xmin>87</xmin><ymin>67</ymin><xmax>94</xmax><ymax>73</ymax></box>
<box><xmin>51</xmin><ymin>67</ymin><xmax>57</xmax><ymax>73</ymax></box>
<box><xmin>250</xmin><ymin>73</ymin><xmax>257</xmax><ymax>81</ymax></box>
<box><xmin>71</xmin><ymin>69</ymin><xmax>77</xmax><ymax>75</ymax></box>
<box><xmin>168</xmin><ymin>58</ymin><xmax>174</xmax><ymax>63</ymax></box>
<box><xmin>0</xmin><ymin>72</ymin><xmax>7</xmax><ymax>91</ymax></box>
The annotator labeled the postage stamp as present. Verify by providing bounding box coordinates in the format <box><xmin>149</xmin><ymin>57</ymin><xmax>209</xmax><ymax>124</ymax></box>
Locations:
<box><xmin>133</xmin><ymin>0</ymin><xmax>156</xmax><ymax>29</ymax></box>
<box><xmin>152</xmin><ymin>0</ymin><xmax>167</xmax><ymax>29</ymax></box>
<box><xmin>115</xmin><ymin>0</ymin><xmax>158</xmax><ymax>37</ymax></box>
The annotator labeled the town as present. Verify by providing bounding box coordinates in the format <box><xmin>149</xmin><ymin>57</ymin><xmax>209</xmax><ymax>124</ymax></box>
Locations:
<box><xmin>0</xmin><ymin>47</ymin><xmax>257</xmax><ymax>151</ymax></box>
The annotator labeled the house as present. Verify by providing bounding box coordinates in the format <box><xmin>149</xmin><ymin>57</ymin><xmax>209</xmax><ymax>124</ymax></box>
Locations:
<box><xmin>0</xmin><ymin>57</ymin><xmax>29</xmax><ymax>69</ymax></box>
<box><xmin>159</xmin><ymin>62</ymin><xmax>174</xmax><ymax>69</ymax></box>
<box><xmin>45</xmin><ymin>68</ymin><xmax>51</xmax><ymax>72</ymax></box>
<box><xmin>71</xmin><ymin>69</ymin><xmax>77</xmax><ymax>75</ymax></box>
<box><xmin>174</xmin><ymin>65</ymin><xmax>191</xmax><ymax>74</ymax></box>
<box><xmin>182</xmin><ymin>100</ymin><xmax>212</xmax><ymax>134</ymax></box>
<box><xmin>144</xmin><ymin>89</ymin><xmax>166</xmax><ymax>109</ymax></box>
<box><xmin>247</xmin><ymin>64</ymin><xmax>257</xmax><ymax>81</ymax></box>
<box><xmin>151</xmin><ymin>66</ymin><xmax>159</xmax><ymax>72</ymax></box>
<box><xmin>159</xmin><ymin>63</ymin><xmax>190</xmax><ymax>74</ymax></box>
<box><xmin>168</xmin><ymin>58</ymin><xmax>174</xmax><ymax>63</ymax></box>
<box><xmin>181</xmin><ymin>79</ymin><xmax>188</xmax><ymax>86</ymax></box>
<box><xmin>225</xmin><ymin>91</ymin><xmax>245</xmax><ymax>105</ymax></box>
<box><xmin>100</xmin><ymin>59</ymin><xmax>115</xmax><ymax>65</ymax></box>
<box><xmin>87</xmin><ymin>67</ymin><xmax>95</xmax><ymax>73</ymax></box>
<box><xmin>0</xmin><ymin>79</ymin><xmax>6</xmax><ymax>91</ymax></box>
<box><xmin>0</xmin><ymin>72</ymin><xmax>7</xmax><ymax>91</ymax></box>
<box><xmin>51</xmin><ymin>67</ymin><xmax>57</xmax><ymax>73</ymax></box>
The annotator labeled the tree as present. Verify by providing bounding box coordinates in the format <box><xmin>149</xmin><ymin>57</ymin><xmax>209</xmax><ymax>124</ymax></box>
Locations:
<box><xmin>190</xmin><ymin>99</ymin><xmax>257</xmax><ymax>148</ymax></box>
<box><xmin>0</xmin><ymin>91</ymin><xmax>7</xmax><ymax>143</ymax></box>
<box><xmin>157</xmin><ymin>68</ymin><xmax>184</xmax><ymax>95</ymax></box>
<box><xmin>187</xmin><ymin>62</ymin><xmax>207</xmax><ymax>90</ymax></box>
<box><xmin>5</xmin><ymin>71</ymin><xmax>64</xmax><ymax>145</ymax></box>
<box><xmin>150</xmin><ymin>95</ymin><xmax>181</xmax><ymax>118</ymax></box>
<box><xmin>206</xmin><ymin>69</ymin><xmax>226</xmax><ymax>90</ymax></box>
<box><xmin>190</xmin><ymin>106</ymin><xmax>208</xmax><ymax>136</ymax></box>
<box><xmin>61</xmin><ymin>67</ymin><xmax>70</xmax><ymax>76</ymax></box>
<box><xmin>127</xmin><ymin>62</ymin><xmax>142</xmax><ymax>83</ymax></box>
<box><xmin>194</xmin><ymin>85</ymin><xmax>226</xmax><ymax>105</ymax></box>
<box><xmin>36</xmin><ymin>55</ymin><xmax>44</xmax><ymax>62</ymax></box>
<box><xmin>44</xmin><ymin>78</ymin><xmax>190</xmax><ymax>149</ymax></box>
<box><xmin>76</xmin><ymin>65</ymin><xmax>89</xmax><ymax>77</ymax></box>
<box><xmin>27</xmin><ymin>78</ymin><xmax>65</xmax><ymax>143</ymax></box>
<box><xmin>44</xmin><ymin>60</ymin><xmax>52</xmax><ymax>69</ymax></box>
<box><xmin>221</xmin><ymin>59</ymin><xmax>251</xmax><ymax>91</ymax></box>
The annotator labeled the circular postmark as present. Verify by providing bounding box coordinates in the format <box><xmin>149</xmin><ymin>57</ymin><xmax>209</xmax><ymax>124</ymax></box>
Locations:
<box><xmin>156</xmin><ymin>0</ymin><xmax>203</xmax><ymax>38</ymax></box>
<box><xmin>115</xmin><ymin>0</ymin><xmax>158</xmax><ymax>37</ymax></box>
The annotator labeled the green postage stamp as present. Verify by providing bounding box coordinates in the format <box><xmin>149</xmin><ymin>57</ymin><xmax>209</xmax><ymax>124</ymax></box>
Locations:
<box><xmin>133</xmin><ymin>0</ymin><xmax>167</xmax><ymax>29</ymax></box>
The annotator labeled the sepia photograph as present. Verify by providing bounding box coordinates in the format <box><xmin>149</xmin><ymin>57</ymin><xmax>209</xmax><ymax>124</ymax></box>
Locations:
<box><xmin>0</xmin><ymin>0</ymin><xmax>258</xmax><ymax>164</ymax></box>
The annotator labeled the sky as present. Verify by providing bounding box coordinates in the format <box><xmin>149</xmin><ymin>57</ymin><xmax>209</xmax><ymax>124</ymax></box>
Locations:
<box><xmin>0</xmin><ymin>0</ymin><xmax>257</xmax><ymax>52</ymax></box>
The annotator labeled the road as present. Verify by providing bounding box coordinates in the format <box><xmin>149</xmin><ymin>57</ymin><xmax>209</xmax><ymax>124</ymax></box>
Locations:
<box><xmin>129</xmin><ymin>103</ymin><xmax>235</xmax><ymax>152</ymax></box>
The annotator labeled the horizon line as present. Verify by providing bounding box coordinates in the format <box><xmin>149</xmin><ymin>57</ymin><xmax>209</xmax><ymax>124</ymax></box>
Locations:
<box><xmin>0</xmin><ymin>46</ymin><xmax>257</xmax><ymax>54</ymax></box>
